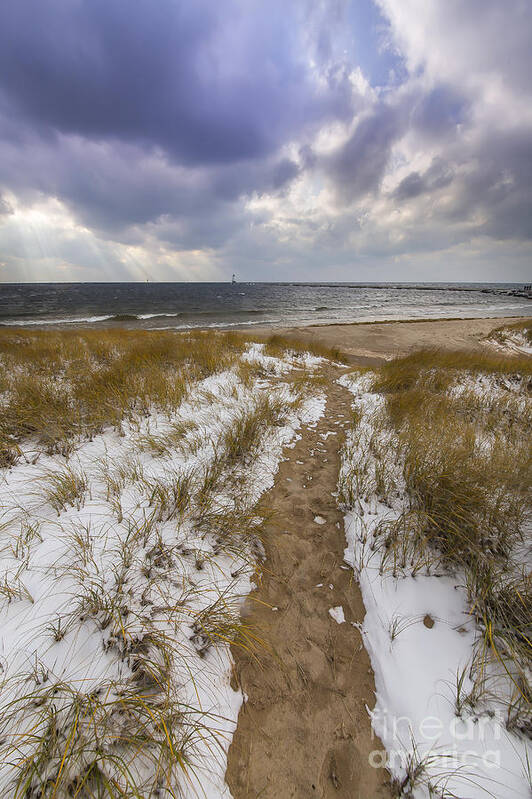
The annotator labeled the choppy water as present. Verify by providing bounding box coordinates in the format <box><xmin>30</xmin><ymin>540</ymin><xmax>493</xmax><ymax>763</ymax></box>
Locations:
<box><xmin>0</xmin><ymin>282</ymin><xmax>529</xmax><ymax>330</ymax></box>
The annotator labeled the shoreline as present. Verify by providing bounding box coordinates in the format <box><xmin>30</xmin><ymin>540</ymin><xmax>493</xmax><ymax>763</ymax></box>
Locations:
<box><xmin>0</xmin><ymin>310</ymin><xmax>531</xmax><ymax>332</ymax></box>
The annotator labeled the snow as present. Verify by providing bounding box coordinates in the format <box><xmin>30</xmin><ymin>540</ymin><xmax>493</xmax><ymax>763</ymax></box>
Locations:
<box><xmin>489</xmin><ymin>330</ymin><xmax>532</xmax><ymax>356</ymax></box>
<box><xmin>0</xmin><ymin>349</ymin><xmax>326</xmax><ymax>797</ymax></box>
<box><xmin>241</xmin><ymin>342</ymin><xmax>327</xmax><ymax>375</ymax></box>
<box><xmin>328</xmin><ymin>606</ymin><xmax>345</xmax><ymax>624</ymax></box>
<box><xmin>339</xmin><ymin>371</ymin><xmax>531</xmax><ymax>799</ymax></box>
<box><xmin>241</xmin><ymin>342</ymin><xmax>292</xmax><ymax>376</ymax></box>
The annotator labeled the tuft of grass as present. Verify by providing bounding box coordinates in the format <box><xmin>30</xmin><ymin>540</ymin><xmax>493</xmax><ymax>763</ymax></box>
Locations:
<box><xmin>222</xmin><ymin>394</ymin><xmax>287</xmax><ymax>468</ymax></box>
<box><xmin>396</xmin><ymin>421</ymin><xmax>527</xmax><ymax>567</ymax></box>
<box><xmin>145</xmin><ymin>471</ymin><xmax>194</xmax><ymax>523</ymax></box>
<box><xmin>9</xmin><ymin>519</ymin><xmax>43</xmax><ymax>560</ymax></box>
<box><xmin>191</xmin><ymin>593</ymin><xmax>265</xmax><ymax>660</ymax></box>
<box><xmin>1</xmin><ymin>375</ymin><xmax>77</xmax><ymax>456</ymax></box>
<box><xmin>40</xmin><ymin>465</ymin><xmax>89</xmax><ymax>515</ymax></box>
<box><xmin>0</xmin><ymin>440</ymin><xmax>21</xmax><ymax>468</ymax></box>
<box><xmin>192</xmin><ymin>505</ymin><xmax>269</xmax><ymax>557</ymax></box>
<box><xmin>0</xmin><ymin>676</ymin><xmax>197</xmax><ymax>799</ymax></box>
<box><xmin>261</xmin><ymin>333</ymin><xmax>350</xmax><ymax>363</ymax></box>
<box><xmin>136</xmin><ymin>419</ymin><xmax>198</xmax><ymax>457</ymax></box>
<box><xmin>0</xmin><ymin>569</ymin><xmax>34</xmax><ymax>605</ymax></box>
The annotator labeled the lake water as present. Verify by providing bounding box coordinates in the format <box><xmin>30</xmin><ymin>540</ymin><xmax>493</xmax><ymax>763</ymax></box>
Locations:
<box><xmin>0</xmin><ymin>282</ymin><xmax>529</xmax><ymax>329</ymax></box>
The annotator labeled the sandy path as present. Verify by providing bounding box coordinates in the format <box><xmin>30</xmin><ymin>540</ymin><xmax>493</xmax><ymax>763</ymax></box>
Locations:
<box><xmin>226</xmin><ymin>368</ymin><xmax>389</xmax><ymax>798</ymax></box>
<box><xmin>241</xmin><ymin>315</ymin><xmax>532</xmax><ymax>364</ymax></box>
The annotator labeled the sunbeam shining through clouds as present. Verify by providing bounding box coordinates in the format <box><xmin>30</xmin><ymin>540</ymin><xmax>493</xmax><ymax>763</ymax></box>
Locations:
<box><xmin>0</xmin><ymin>0</ymin><xmax>531</xmax><ymax>281</ymax></box>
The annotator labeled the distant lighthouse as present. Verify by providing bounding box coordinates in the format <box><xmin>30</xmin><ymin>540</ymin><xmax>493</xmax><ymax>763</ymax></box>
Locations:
<box><xmin>231</xmin><ymin>273</ymin><xmax>236</xmax><ymax>284</ymax></box>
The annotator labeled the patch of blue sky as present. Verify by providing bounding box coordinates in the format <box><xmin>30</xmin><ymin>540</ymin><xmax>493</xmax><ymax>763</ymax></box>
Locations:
<box><xmin>346</xmin><ymin>0</ymin><xmax>407</xmax><ymax>89</ymax></box>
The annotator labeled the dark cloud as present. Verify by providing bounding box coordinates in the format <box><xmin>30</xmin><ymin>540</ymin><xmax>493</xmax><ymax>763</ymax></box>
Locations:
<box><xmin>449</xmin><ymin>129</ymin><xmax>532</xmax><ymax>241</ymax></box>
<box><xmin>0</xmin><ymin>0</ymin><xmax>353</xmax><ymax>166</ymax></box>
<box><xmin>326</xmin><ymin>102</ymin><xmax>405</xmax><ymax>202</ymax></box>
<box><xmin>411</xmin><ymin>85</ymin><xmax>470</xmax><ymax>139</ymax></box>
<box><xmin>392</xmin><ymin>158</ymin><xmax>453</xmax><ymax>202</ymax></box>
<box><xmin>392</xmin><ymin>171</ymin><xmax>424</xmax><ymax>201</ymax></box>
<box><xmin>0</xmin><ymin>0</ymin><xmax>359</xmax><ymax>252</ymax></box>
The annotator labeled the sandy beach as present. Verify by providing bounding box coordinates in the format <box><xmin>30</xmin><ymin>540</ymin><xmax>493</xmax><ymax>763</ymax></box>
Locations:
<box><xmin>242</xmin><ymin>315</ymin><xmax>532</xmax><ymax>364</ymax></box>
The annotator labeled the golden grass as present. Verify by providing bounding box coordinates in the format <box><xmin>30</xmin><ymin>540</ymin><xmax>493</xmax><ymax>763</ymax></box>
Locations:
<box><xmin>365</xmin><ymin>348</ymin><xmax>532</xmax><ymax>734</ymax></box>
<box><xmin>1</xmin><ymin>674</ymin><xmax>194</xmax><ymax>799</ymax></box>
<box><xmin>372</xmin><ymin>347</ymin><xmax>532</xmax><ymax>396</ymax></box>
<box><xmin>40</xmin><ymin>465</ymin><xmax>89</xmax><ymax>514</ymax></box>
<box><xmin>191</xmin><ymin>594</ymin><xmax>265</xmax><ymax>660</ymax></box>
<box><xmin>222</xmin><ymin>394</ymin><xmax>287</xmax><ymax>467</ymax></box>
<box><xmin>0</xmin><ymin>327</ymin><xmax>339</xmax><ymax>463</ymax></box>
<box><xmin>0</xmin><ymin>329</ymin><xmax>246</xmax><ymax>460</ymax></box>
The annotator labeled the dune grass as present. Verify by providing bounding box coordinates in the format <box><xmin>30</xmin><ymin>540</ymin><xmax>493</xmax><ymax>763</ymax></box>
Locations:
<box><xmin>488</xmin><ymin>318</ymin><xmax>532</xmax><ymax>346</ymax></box>
<box><xmin>372</xmin><ymin>347</ymin><xmax>532</xmax><ymax>395</ymax></box>
<box><xmin>364</xmin><ymin>349</ymin><xmax>532</xmax><ymax>735</ymax></box>
<box><xmin>40</xmin><ymin>465</ymin><xmax>90</xmax><ymax>514</ymax></box>
<box><xmin>0</xmin><ymin>328</ymin><xmax>246</xmax><ymax>461</ymax></box>
<box><xmin>1</xmin><ymin>673</ymin><xmax>199</xmax><ymax>799</ymax></box>
<box><xmin>0</xmin><ymin>328</ymin><xmax>337</xmax><ymax>464</ymax></box>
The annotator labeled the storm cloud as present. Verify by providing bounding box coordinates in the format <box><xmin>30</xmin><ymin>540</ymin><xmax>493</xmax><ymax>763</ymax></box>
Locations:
<box><xmin>0</xmin><ymin>0</ymin><xmax>530</xmax><ymax>281</ymax></box>
<box><xmin>0</xmin><ymin>2</ymin><xmax>354</xmax><ymax>161</ymax></box>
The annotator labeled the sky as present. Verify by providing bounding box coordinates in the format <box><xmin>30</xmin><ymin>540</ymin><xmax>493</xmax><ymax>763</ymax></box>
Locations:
<box><xmin>0</xmin><ymin>0</ymin><xmax>531</xmax><ymax>283</ymax></box>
